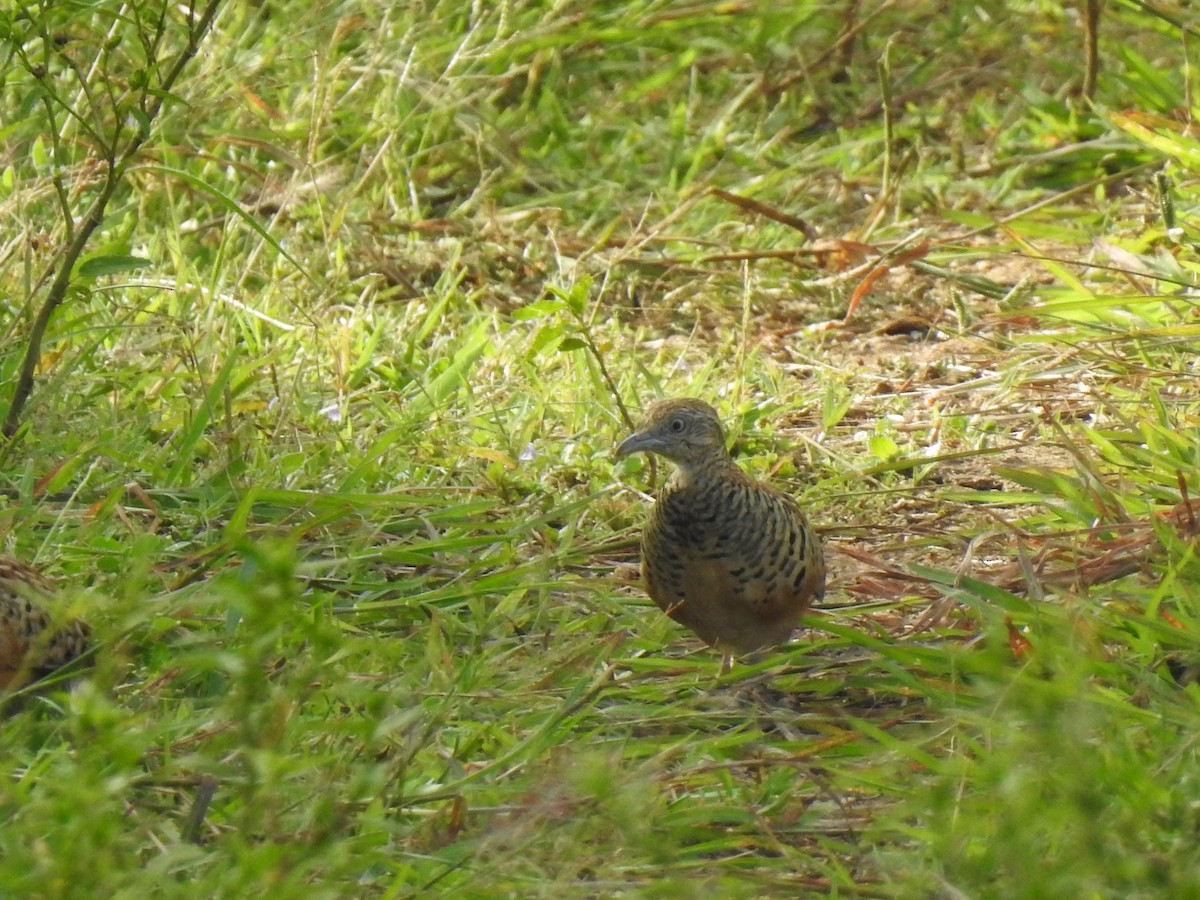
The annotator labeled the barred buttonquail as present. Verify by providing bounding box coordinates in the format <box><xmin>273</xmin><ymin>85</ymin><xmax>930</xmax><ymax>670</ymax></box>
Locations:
<box><xmin>616</xmin><ymin>399</ymin><xmax>824</xmax><ymax>663</ymax></box>
<box><xmin>0</xmin><ymin>558</ymin><xmax>91</xmax><ymax>690</ymax></box>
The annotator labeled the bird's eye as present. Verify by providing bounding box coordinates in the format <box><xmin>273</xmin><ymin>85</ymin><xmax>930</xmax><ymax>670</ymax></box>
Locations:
<box><xmin>670</xmin><ymin>418</ymin><xmax>685</xmax><ymax>432</ymax></box>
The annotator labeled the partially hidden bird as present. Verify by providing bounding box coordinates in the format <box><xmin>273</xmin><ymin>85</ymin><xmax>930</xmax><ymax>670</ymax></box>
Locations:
<box><xmin>615</xmin><ymin>399</ymin><xmax>824</xmax><ymax>667</ymax></box>
<box><xmin>0</xmin><ymin>557</ymin><xmax>92</xmax><ymax>691</ymax></box>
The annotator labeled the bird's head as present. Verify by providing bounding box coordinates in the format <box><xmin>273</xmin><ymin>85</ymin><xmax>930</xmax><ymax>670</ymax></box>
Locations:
<box><xmin>614</xmin><ymin>398</ymin><xmax>732</xmax><ymax>479</ymax></box>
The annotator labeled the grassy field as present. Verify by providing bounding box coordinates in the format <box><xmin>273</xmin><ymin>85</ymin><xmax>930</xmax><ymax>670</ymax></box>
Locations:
<box><xmin>3</xmin><ymin>0</ymin><xmax>1200</xmax><ymax>895</ymax></box>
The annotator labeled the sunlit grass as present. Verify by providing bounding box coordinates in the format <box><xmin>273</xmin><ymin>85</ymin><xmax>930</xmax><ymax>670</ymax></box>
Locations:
<box><xmin>2</xmin><ymin>0</ymin><xmax>1199</xmax><ymax>895</ymax></box>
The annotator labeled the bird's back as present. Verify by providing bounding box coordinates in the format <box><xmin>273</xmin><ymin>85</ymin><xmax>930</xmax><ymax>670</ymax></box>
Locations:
<box><xmin>0</xmin><ymin>560</ymin><xmax>91</xmax><ymax>690</ymax></box>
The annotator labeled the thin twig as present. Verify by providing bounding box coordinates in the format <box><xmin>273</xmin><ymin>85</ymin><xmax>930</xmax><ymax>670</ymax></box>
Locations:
<box><xmin>3</xmin><ymin>0</ymin><xmax>224</xmax><ymax>439</ymax></box>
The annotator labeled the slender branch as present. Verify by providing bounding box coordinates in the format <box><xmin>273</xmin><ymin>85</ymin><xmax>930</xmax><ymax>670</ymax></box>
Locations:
<box><xmin>35</xmin><ymin>93</ymin><xmax>76</xmax><ymax>243</ymax></box>
<box><xmin>1082</xmin><ymin>0</ymin><xmax>1101</xmax><ymax>100</ymax></box>
<box><xmin>2</xmin><ymin>0</ymin><xmax>224</xmax><ymax>439</ymax></box>
<box><xmin>3</xmin><ymin>174</ymin><xmax>118</xmax><ymax>438</ymax></box>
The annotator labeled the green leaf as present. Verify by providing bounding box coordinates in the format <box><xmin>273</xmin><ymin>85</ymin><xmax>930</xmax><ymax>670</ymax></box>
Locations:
<box><xmin>545</xmin><ymin>281</ymin><xmax>592</xmax><ymax>318</ymax></box>
<box><xmin>869</xmin><ymin>434</ymin><xmax>899</xmax><ymax>460</ymax></box>
<box><xmin>77</xmin><ymin>255</ymin><xmax>153</xmax><ymax>277</ymax></box>
<box><xmin>129</xmin><ymin>105</ymin><xmax>152</xmax><ymax>138</ymax></box>
<box><xmin>557</xmin><ymin>337</ymin><xmax>587</xmax><ymax>352</ymax></box>
<box><xmin>528</xmin><ymin>322</ymin><xmax>565</xmax><ymax>355</ymax></box>
<box><xmin>165</xmin><ymin>349</ymin><xmax>240</xmax><ymax>486</ymax></box>
<box><xmin>145</xmin><ymin>86</ymin><xmax>193</xmax><ymax>108</ymax></box>
<box><xmin>821</xmin><ymin>382</ymin><xmax>852</xmax><ymax>430</ymax></box>
<box><xmin>31</xmin><ymin>135</ymin><xmax>49</xmax><ymax>173</ymax></box>
<box><xmin>1108</xmin><ymin>111</ymin><xmax>1200</xmax><ymax>171</ymax></box>
<box><xmin>512</xmin><ymin>298</ymin><xmax>566</xmax><ymax>320</ymax></box>
<box><xmin>564</xmin><ymin>277</ymin><xmax>592</xmax><ymax>317</ymax></box>
<box><xmin>408</xmin><ymin>324</ymin><xmax>491</xmax><ymax>419</ymax></box>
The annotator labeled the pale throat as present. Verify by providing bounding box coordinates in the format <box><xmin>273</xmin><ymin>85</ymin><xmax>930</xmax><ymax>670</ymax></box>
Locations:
<box><xmin>666</xmin><ymin>465</ymin><xmax>697</xmax><ymax>491</ymax></box>
<box><xmin>666</xmin><ymin>451</ymin><xmax>734</xmax><ymax>490</ymax></box>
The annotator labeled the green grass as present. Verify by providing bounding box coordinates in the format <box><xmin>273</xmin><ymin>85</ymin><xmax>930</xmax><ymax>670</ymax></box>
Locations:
<box><xmin>3</xmin><ymin>0</ymin><xmax>1200</xmax><ymax>895</ymax></box>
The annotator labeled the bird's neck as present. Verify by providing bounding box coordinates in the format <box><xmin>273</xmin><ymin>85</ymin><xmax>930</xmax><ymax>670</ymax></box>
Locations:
<box><xmin>667</xmin><ymin>454</ymin><xmax>737</xmax><ymax>490</ymax></box>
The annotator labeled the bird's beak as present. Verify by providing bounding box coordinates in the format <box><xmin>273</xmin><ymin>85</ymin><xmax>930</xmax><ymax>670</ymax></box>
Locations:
<box><xmin>614</xmin><ymin>430</ymin><xmax>656</xmax><ymax>459</ymax></box>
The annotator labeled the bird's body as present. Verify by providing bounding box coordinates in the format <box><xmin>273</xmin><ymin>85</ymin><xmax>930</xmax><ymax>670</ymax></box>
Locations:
<box><xmin>0</xmin><ymin>558</ymin><xmax>91</xmax><ymax>690</ymax></box>
<box><xmin>616</xmin><ymin>399</ymin><xmax>824</xmax><ymax>660</ymax></box>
